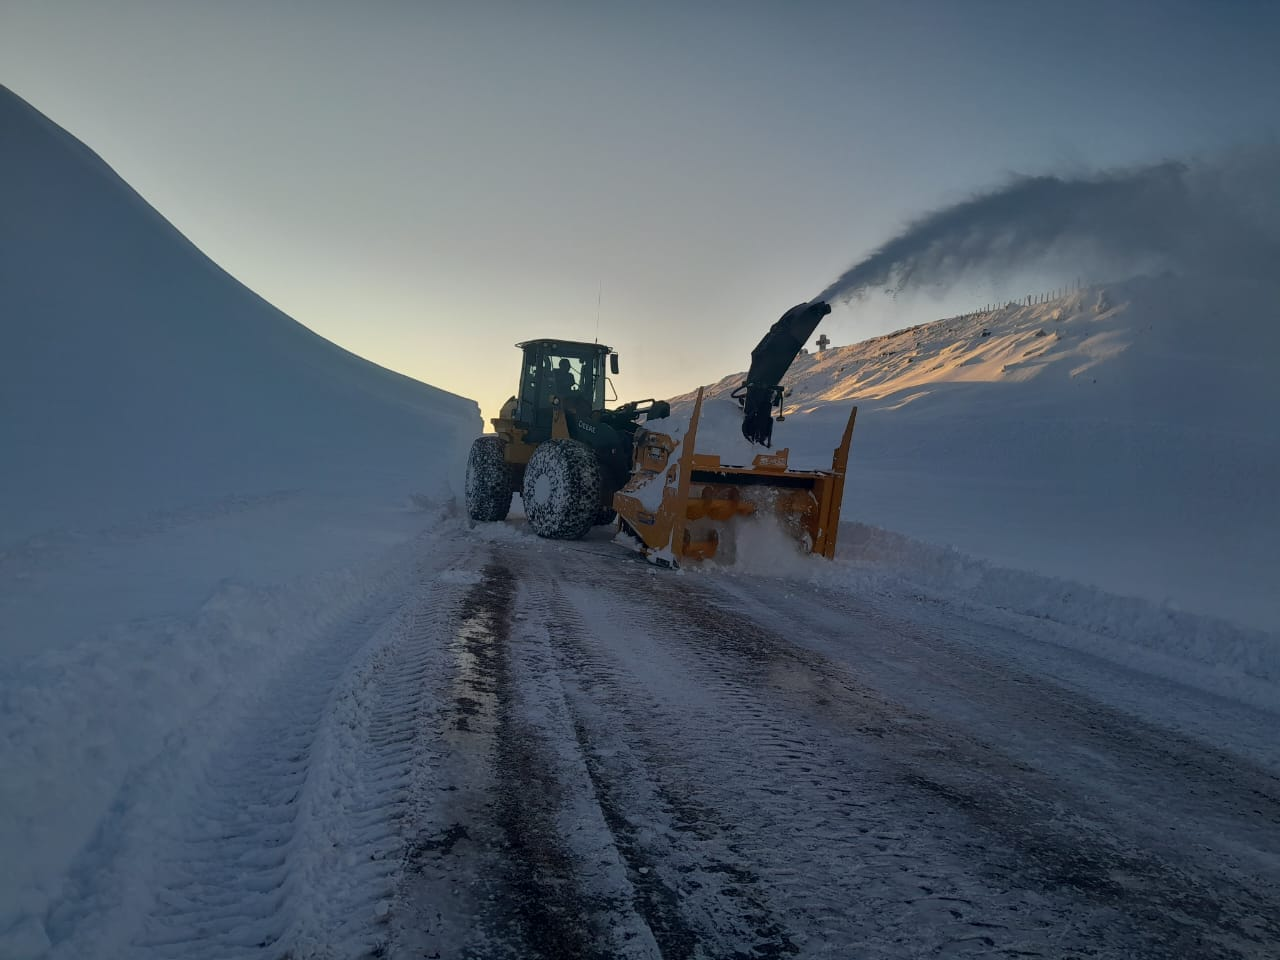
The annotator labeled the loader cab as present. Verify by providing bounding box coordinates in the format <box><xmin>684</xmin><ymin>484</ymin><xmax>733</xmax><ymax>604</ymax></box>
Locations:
<box><xmin>514</xmin><ymin>339</ymin><xmax>616</xmax><ymax>439</ymax></box>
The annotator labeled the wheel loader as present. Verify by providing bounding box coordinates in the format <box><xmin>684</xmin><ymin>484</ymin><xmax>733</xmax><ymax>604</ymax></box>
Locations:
<box><xmin>465</xmin><ymin>301</ymin><xmax>858</xmax><ymax>566</ymax></box>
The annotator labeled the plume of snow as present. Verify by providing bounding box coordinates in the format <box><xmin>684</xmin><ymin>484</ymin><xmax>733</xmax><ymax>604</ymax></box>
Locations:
<box><xmin>815</xmin><ymin>148</ymin><xmax>1280</xmax><ymax>303</ymax></box>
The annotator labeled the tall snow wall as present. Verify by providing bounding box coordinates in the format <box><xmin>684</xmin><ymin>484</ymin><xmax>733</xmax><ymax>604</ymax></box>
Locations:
<box><xmin>0</xmin><ymin>84</ymin><xmax>479</xmax><ymax>545</ymax></box>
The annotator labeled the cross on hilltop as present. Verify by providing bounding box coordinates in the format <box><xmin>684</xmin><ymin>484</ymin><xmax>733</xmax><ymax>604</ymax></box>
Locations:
<box><xmin>816</xmin><ymin>333</ymin><xmax>831</xmax><ymax>352</ymax></box>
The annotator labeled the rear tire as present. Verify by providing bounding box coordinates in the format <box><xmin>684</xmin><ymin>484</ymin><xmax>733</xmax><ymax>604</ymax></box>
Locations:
<box><xmin>522</xmin><ymin>439</ymin><xmax>602</xmax><ymax>540</ymax></box>
<box><xmin>465</xmin><ymin>436</ymin><xmax>513</xmax><ymax>522</ymax></box>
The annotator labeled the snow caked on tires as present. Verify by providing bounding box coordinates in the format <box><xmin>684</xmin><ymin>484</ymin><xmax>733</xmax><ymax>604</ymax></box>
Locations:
<box><xmin>522</xmin><ymin>438</ymin><xmax>602</xmax><ymax>539</ymax></box>
<box><xmin>465</xmin><ymin>436</ymin><xmax>513</xmax><ymax>522</ymax></box>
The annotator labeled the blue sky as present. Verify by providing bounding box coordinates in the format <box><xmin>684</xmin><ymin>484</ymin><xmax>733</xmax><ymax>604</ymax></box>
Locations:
<box><xmin>3</xmin><ymin>1</ymin><xmax>1277</xmax><ymax>419</ymax></box>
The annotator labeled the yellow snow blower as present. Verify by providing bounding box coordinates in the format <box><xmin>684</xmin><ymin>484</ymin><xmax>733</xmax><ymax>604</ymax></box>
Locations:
<box><xmin>465</xmin><ymin>300</ymin><xmax>857</xmax><ymax>566</ymax></box>
<box><xmin>612</xmin><ymin>387</ymin><xmax>857</xmax><ymax>565</ymax></box>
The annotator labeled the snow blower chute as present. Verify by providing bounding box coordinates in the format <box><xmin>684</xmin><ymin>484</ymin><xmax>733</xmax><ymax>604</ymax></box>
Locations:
<box><xmin>613</xmin><ymin>301</ymin><xmax>858</xmax><ymax>566</ymax></box>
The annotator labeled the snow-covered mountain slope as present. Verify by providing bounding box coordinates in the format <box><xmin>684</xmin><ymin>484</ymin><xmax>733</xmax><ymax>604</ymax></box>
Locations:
<box><xmin>0</xmin><ymin>86</ymin><xmax>479</xmax><ymax>952</ymax></box>
<box><xmin>679</xmin><ymin>277</ymin><xmax>1280</xmax><ymax>630</ymax></box>
<box><xmin>0</xmin><ymin>84</ymin><xmax>479</xmax><ymax>545</ymax></box>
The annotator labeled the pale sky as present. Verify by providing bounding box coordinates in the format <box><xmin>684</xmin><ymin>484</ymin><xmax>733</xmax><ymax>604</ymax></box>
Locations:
<box><xmin>3</xmin><ymin>1</ymin><xmax>1277</xmax><ymax>421</ymax></box>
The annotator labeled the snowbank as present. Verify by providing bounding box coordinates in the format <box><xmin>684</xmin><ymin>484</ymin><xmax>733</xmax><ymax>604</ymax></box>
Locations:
<box><xmin>1</xmin><ymin>536</ymin><xmax>404</xmax><ymax>951</ymax></box>
<box><xmin>698</xmin><ymin>515</ymin><xmax>1279</xmax><ymax>714</ymax></box>
<box><xmin>836</xmin><ymin>522</ymin><xmax>1280</xmax><ymax>712</ymax></box>
<box><xmin>0</xmin><ymin>85</ymin><xmax>481</xmax><ymax>954</ymax></box>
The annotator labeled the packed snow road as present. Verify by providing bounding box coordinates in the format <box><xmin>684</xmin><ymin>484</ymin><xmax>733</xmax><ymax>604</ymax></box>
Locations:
<box><xmin>45</xmin><ymin>524</ymin><xmax>1280</xmax><ymax>960</ymax></box>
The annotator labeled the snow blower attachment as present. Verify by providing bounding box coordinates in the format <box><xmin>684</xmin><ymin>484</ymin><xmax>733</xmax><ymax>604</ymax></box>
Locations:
<box><xmin>613</xmin><ymin>303</ymin><xmax>858</xmax><ymax>568</ymax></box>
<box><xmin>613</xmin><ymin>388</ymin><xmax>857</xmax><ymax>565</ymax></box>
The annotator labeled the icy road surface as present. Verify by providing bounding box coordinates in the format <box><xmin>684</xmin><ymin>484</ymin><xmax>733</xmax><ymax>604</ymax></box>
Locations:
<box><xmin>45</xmin><ymin>525</ymin><xmax>1280</xmax><ymax>960</ymax></box>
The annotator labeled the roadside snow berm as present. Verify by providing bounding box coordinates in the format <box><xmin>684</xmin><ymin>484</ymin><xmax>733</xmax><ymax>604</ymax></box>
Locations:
<box><xmin>465</xmin><ymin>300</ymin><xmax>857</xmax><ymax>567</ymax></box>
<box><xmin>612</xmin><ymin>387</ymin><xmax>857</xmax><ymax>565</ymax></box>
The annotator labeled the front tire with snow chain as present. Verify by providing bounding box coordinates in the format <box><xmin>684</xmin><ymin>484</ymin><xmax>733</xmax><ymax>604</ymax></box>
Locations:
<box><xmin>465</xmin><ymin>436</ymin><xmax>513</xmax><ymax>522</ymax></box>
<box><xmin>522</xmin><ymin>439</ymin><xmax>602</xmax><ymax>540</ymax></box>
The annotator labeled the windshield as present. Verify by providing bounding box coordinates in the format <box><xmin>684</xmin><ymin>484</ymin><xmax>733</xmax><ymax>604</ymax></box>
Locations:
<box><xmin>520</xmin><ymin>346</ymin><xmax>605</xmax><ymax>415</ymax></box>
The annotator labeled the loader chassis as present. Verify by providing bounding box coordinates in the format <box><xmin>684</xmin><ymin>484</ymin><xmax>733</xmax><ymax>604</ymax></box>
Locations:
<box><xmin>466</xmin><ymin>338</ymin><xmax>668</xmax><ymax>541</ymax></box>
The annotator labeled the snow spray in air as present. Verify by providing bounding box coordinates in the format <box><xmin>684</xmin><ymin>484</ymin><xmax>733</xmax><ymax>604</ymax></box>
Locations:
<box><xmin>814</xmin><ymin>148</ymin><xmax>1280</xmax><ymax>303</ymax></box>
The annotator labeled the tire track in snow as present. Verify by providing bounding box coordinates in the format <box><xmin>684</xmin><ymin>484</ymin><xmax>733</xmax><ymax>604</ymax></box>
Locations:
<box><xmin>102</xmin><ymin>601</ymin><xmax>407</xmax><ymax>960</ymax></box>
<box><xmin>279</xmin><ymin>540</ymin><xmax>489</xmax><ymax>957</ymax></box>
<box><xmin>528</xmin><ymin>546</ymin><xmax>1154</xmax><ymax>958</ymax></box>
<box><xmin>393</xmin><ymin>549</ymin><xmax>655</xmax><ymax>959</ymax></box>
<box><xmin>702</xmin><ymin>573</ymin><xmax>1280</xmax><ymax>956</ymax></box>
<box><xmin>520</xmin><ymin>556</ymin><xmax>806</xmax><ymax>958</ymax></box>
<box><xmin>653</xmin><ymin>571</ymin><xmax>1280</xmax><ymax>959</ymax></box>
<box><xmin>805</xmin><ymin>576</ymin><xmax>1280</xmax><ymax>838</ymax></box>
<box><xmin>47</xmin><ymin>532</ymin><xmax>482</xmax><ymax>960</ymax></box>
<box><xmin>75</xmin><ymin>517</ymin><xmax>1272</xmax><ymax>959</ymax></box>
<box><xmin>515</xmin><ymin>570</ymin><xmax>755</xmax><ymax>959</ymax></box>
<box><xmin>386</xmin><ymin>532</ymin><xmax>1276</xmax><ymax>958</ymax></box>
